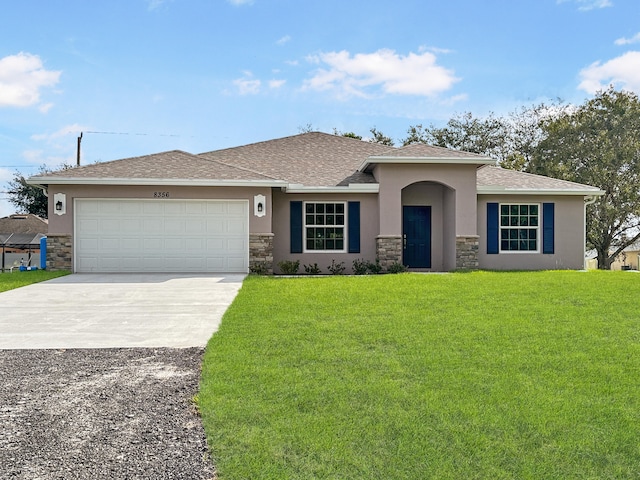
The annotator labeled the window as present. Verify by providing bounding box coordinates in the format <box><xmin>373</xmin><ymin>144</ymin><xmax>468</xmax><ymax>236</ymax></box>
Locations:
<box><xmin>304</xmin><ymin>202</ymin><xmax>345</xmax><ymax>251</ymax></box>
<box><xmin>500</xmin><ymin>204</ymin><xmax>539</xmax><ymax>252</ymax></box>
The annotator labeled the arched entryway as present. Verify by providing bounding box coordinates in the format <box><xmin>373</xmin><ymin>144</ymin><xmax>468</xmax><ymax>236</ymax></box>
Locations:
<box><xmin>401</xmin><ymin>181</ymin><xmax>456</xmax><ymax>271</ymax></box>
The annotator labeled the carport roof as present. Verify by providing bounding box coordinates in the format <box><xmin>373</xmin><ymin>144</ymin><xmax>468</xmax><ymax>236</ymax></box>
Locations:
<box><xmin>0</xmin><ymin>233</ymin><xmax>45</xmax><ymax>248</ymax></box>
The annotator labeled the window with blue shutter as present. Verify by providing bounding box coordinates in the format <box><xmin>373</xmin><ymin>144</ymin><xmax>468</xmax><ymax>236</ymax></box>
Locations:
<box><xmin>290</xmin><ymin>201</ymin><xmax>303</xmax><ymax>253</ymax></box>
<box><xmin>542</xmin><ymin>203</ymin><xmax>555</xmax><ymax>254</ymax></box>
<box><xmin>487</xmin><ymin>202</ymin><xmax>499</xmax><ymax>254</ymax></box>
<box><xmin>348</xmin><ymin>201</ymin><xmax>360</xmax><ymax>253</ymax></box>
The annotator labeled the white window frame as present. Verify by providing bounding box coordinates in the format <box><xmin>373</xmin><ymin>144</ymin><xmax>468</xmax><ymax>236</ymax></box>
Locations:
<box><xmin>499</xmin><ymin>203</ymin><xmax>541</xmax><ymax>254</ymax></box>
<box><xmin>303</xmin><ymin>201</ymin><xmax>347</xmax><ymax>253</ymax></box>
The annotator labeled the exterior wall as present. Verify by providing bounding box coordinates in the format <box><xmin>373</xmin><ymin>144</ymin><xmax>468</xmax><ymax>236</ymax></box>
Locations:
<box><xmin>375</xmin><ymin>163</ymin><xmax>478</xmax><ymax>237</ymax></box>
<box><xmin>46</xmin><ymin>234</ymin><xmax>73</xmax><ymax>271</ymax></box>
<box><xmin>376</xmin><ymin>236</ymin><xmax>402</xmax><ymax>270</ymax></box>
<box><xmin>477</xmin><ymin>195</ymin><xmax>586</xmax><ymax>270</ymax></box>
<box><xmin>271</xmin><ymin>189</ymin><xmax>379</xmax><ymax>274</ymax></box>
<box><xmin>45</xmin><ymin>185</ymin><xmax>273</xmax><ymax>272</ymax></box>
<box><xmin>47</xmin><ymin>184</ymin><xmax>273</xmax><ymax>235</ymax></box>
<box><xmin>456</xmin><ymin>236</ymin><xmax>479</xmax><ymax>269</ymax></box>
<box><xmin>249</xmin><ymin>233</ymin><xmax>274</xmax><ymax>274</ymax></box>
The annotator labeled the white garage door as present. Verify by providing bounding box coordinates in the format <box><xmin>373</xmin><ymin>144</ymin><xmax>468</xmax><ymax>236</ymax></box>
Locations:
<box><xmin>75</xmin><ymin>199</ymin><xmax>249</xmax><ymax>273</ymax></box>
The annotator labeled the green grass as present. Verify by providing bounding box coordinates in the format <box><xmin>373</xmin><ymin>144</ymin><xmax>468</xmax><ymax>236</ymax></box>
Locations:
<box><xmin>0</xmin><ymin>269</ymin><xmax>70</xmax><ymax>292</ymax></box>
<box><xmin>200</xmin><ymin>271</ymin><xmax>640</xmax><ymax>479</ymax></box>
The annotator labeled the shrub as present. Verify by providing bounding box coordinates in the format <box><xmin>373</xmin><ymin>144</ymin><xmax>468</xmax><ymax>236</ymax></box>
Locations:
<box><xmin>366</xmin><ymin>258</ymin><xmax>383</xmax><ymax>275</ymax></box>
<box><xmin>278</xmin><ymin>260</ymin><xmax>300</xmax><ymax>275</ymax></box>
<box><xmin>327</xmin><ymin>260</ymin><xmax>346</xmax><ymax>275</ymax></box>
<box><xmin>249</xmin><ymin>262</ymin><xmax>268</xmax><ymax>275</ymax></box>
<box><xmin>304</xmin><ymin>263</ymin><xmax>322</xmax><ymax>275</ymax></box>
<box><xmin>387</xmin><ymin>262</ymin><xmax>408</xmax><ymax>274</ymax></box>
<box><xmin>352</xmin><ymin>258</ymin><xmax>369</xmax><ymax>275</ymax></box>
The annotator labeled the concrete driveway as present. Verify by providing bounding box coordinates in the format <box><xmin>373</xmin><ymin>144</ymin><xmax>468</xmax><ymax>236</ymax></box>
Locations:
<box><xmin>0</xmin><ymin>273</ymin><xmax>245</xmax><ymax>349</ymax></box>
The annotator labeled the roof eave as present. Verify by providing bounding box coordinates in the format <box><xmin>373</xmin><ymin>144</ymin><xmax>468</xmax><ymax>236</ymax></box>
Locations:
<box><xmin>26</xmin><ymin>177</ymin><xmax>287</xmax><ymax>188</ymax></box>
<box><xmin>285</xmin><ymin>184</ymin><xmax>379</xmax><ymax>194</ymax></box>
<box><xmin>477</xmin><ymin>187</ymin><xmax>605</xmax><ymax>196</ymax></box>
<box><xmin>359</xmin><ymin>156</ymin><xmax>496</xmax><ymax>172</ymax></box>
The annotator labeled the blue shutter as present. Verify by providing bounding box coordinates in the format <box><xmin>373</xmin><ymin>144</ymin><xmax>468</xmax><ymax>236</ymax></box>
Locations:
<box><xmin>290</xmin><ymin>201</ymin><xmax>303</xmax><ymax>253</ymax></box>
<box><xmin>543</xmin><ymin>203</ymin><xmax>554</xmax><ymax>254</ymax></box>
<box><xmin>348</xmin><ymin>201</ymin><xmax>360</xmax><ymax>253</ymax></box>
<box><xmin>487</xmin><ymin>202</ymin><xmax>499</xmax><ymax>254</ymax></box>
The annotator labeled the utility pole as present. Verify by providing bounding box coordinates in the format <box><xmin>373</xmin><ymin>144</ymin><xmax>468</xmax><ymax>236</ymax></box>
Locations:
<box><xmin>77</xmin><ymin>131</ymin><xmax>83</xmax><ymax>166</ymax></box>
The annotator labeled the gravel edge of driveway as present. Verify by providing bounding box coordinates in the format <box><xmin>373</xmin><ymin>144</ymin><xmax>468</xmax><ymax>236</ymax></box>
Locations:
<box><xmin>0</xmin><ymin>348</ymin><xmax>216</xmax><ymax>480</ymax></box>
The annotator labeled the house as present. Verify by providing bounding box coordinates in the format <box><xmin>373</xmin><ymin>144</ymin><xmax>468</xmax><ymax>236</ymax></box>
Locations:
<box><xmin>0</xmin><ymin>214</ymin><xmax>48</xmax><ymax>270</ymax></box>
<box><xmin>586</xmin><ymin>243</ymin><xmax>640</xmax><ymax>271</ymax></box>
<box><xmin>27</xmin><ymin>132</ymin><xmax>603</xmax><ymax>274</ymax></box>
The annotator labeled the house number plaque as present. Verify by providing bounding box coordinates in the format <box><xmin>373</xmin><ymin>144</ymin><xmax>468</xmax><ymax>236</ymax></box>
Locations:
<box><xmin>153</xmin><ymin>192</ymin><xmax>170</xmax><ymax>198</ymax></box>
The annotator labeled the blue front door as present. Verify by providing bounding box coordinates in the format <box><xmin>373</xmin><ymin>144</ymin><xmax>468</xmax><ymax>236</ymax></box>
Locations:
<box><xmin>403</xmin><ymin>206</ymin><xmax>431</xmax><ymax>268</ymax></box>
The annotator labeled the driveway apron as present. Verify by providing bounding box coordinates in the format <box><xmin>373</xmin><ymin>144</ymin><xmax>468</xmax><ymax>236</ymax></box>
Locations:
<box><xmin>0</xmin><ymin>273</ymin><xmax>245</xmax><ymax>349</ymax></box>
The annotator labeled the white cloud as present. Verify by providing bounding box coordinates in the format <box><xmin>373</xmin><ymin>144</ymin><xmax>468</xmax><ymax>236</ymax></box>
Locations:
<box><xmin>269</xmin><ymin>79</ymin><xmax>286</xmax><ymax>89</ymax></box>
<box><xmin>557</xmin><ymin>0</ymin><xmax>613</xmax><ymax>10</ymax></box>
<box><xmin>233</xmin><ymin>72</ymin><xmax>261</xmax><ymax>95</ymax></box>
<box><xmin>303</xmin><ymin>49</ymin><xmax>459</xmax><ymax>99</ymax></box>
<box><xmin>578</xmin><ymin>51</ymin><xmax>640</xmax><ymax>94</ymax></box>
<box><xmin>0</xmin><ymin>52</ymin><xmax>61</xmax><ymax>109</ymax></box>
<box><xmin>276</xmin><ymin>35</ymin><xmax>291</xmax><ymax>46</ymax></box>
<box><xmin>615</xmin><ymin>32</ymin><xmax>640</xmax><ymax>46</ymax></box>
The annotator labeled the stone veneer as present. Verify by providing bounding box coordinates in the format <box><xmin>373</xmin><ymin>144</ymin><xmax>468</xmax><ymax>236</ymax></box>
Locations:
<box><xmin>249</xmin><ymin>233</ymin><xmax>274</xmax><ymax>274</ymax></box>
<box><xmin>456</xmin><ymin>235</ymin><xmax>479</xmax><ymax>269</ymax></box>
<box><xmin>376</xmin><ymin>235</ymin><xmax>402</xmax><ymax>271</ymax></box>
<box><xmin>46</xmin><ymin>234</ymin><xmax>73</xmax><ymax>271</ymax></box>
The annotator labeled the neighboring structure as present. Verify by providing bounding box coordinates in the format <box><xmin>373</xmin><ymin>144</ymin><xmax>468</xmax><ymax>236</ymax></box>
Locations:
<box><xmin>0</xmin><ymin>214</ymin><xmax>48</xmax><ymax>271</ymax></box>
<box><xmin>27</xmin><ymin>132</ymin><xmax>603</xmax><ymax>274</ymax></box>
<box><xmin>586</xmin><ymin>243</ymin><xmax>640</xmax><ymax>270</ymax></box>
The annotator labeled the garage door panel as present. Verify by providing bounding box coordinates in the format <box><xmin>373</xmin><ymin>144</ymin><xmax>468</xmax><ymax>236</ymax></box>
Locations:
<box><xmin>76</xmin><ymin>199</ymin><xmax>249</xmax><ymax>273</ymax></box>
<box><xmin>143</xmin><ymin>219</ymin><xmax>164</xmax><ymax>233</ymax></box>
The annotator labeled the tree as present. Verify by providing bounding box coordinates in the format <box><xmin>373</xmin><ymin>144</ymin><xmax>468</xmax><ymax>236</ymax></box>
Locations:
<box><xmin>332</xmin><ymin>128</ymin><xmax>362</xmax><ymax>140</ymax></box>
<box><xmin>401</xmin><ymin>112</ymin><xmax>512</xmax><ymax>162</ymax></box>
<box><xmin>6</xmin><ymin>164</ymin><xmax>72</xmax><ymax>219</ymax></box>
<box><xmin>529</xmin><ymin>87</ymin><xmax>640</xmax><ymax>269</ymax></box>
<box><xmin>368</xmin><ymin>127</ymin><xmax>394</xmax><ymax>146</ymax></box>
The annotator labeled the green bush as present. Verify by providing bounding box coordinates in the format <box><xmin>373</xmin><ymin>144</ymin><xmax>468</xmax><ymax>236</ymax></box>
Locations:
<box><xmin>278</xmin><ymin>260</ymin><xmax>300</xmax><ymax>275</ymax></box>
<box><xmin>352</xmin><ymin>258</ymin><xmax>369</xmax><ymax>275</ymax></box>
<box><xmin>249</xmin><ymin>262</ymin><xmax>269</xmax><ymax>275</ymax></box>
<box><xmin>387</xmin><ymin>262</ymin><xmax>407</xmax><ymax>274</ymax></box>
<box><xmin>327</xmin><ymin>260</ymin><xmax>345</xmax><ymax>275</ymax></box>
<box><xmin>366</xmin><ymin>258</ymin><xmax>383</xmax><ymax>274</ymax></box>
<box><xmin>304</xmin><ymin>263</ymin><xmax>322</xmax><ymax>275</ymax></box>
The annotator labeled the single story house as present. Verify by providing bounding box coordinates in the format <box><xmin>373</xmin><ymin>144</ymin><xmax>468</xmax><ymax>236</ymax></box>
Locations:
<box><xmin>28</xmin><ymin>132</ymin><xmax>603</xmax><ymax>274</ymax></box>
<box><xmin>0</xmin><ymin>214</ymin><xmax>48</xmax><ymax>271</ymax></box>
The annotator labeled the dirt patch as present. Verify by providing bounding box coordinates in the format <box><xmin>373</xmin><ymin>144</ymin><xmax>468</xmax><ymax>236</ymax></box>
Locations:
<box><xmin>0</xmin><ymin>348</ymin><xmax>215</xmax><ymax>479</ymax></box>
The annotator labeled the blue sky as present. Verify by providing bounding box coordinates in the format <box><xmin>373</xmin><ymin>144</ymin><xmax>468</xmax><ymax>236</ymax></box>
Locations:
<box><xmin>1</xmin><ymin>0</ymin><xmax>639</xmax><ymax>217</ymax></box>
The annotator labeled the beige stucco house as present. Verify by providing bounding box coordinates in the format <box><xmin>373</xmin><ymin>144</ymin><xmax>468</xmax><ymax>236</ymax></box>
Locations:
<box><xmin>28</xmin><ymin>132</ymin><xmax>603</xmax><ymax>274</ymax></box>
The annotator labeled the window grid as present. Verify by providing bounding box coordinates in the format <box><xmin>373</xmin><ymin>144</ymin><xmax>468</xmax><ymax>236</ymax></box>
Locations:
<box><xmin>304</xmin><ymin>202</ymin><xmax>346</xmax><ymax>251</ymax></box>
<box><xmin>500</xmin><ymin>204</ymin><xmax>539</xmax><ymax>252</ymax></box>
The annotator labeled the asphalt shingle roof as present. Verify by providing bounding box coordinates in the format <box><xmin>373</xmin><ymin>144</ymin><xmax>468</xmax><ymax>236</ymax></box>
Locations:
<box><xmin>199</xmin><ymin>132</ymin><xmax>391</xmax><ymax>186</ymax></box>
<box><xmin>0</xmin><ymin>214</ymin><xmax>47</xmax><ymax>235</ymax></box>
<box><xmin>477</xmin><ymin>165</ymin><xmax>602</xmax><ymax>193</ymax></box>
<box><xmin>28</xmin><ymin>133</ymin><xmax>602</xmax><ymax>194</ymax></box>
<box><xmin>41</xmin><ymin>150</ymin><xmax>277</xmax><ymax>182</ymax></box>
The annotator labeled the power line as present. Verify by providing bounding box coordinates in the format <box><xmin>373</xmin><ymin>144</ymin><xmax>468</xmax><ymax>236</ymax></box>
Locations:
<box><xmin>85</xmin><ymin>131</ymin><xmax>184</xmax><ymax>137</ymax></box>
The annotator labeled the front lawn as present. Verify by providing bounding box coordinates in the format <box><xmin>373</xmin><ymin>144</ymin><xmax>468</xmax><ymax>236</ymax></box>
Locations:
<box><xmin>200</xmin><ymin>271</ymin><xmax>640</xmax><ymax>479</ymax></box>
<box><xmin>0</xmin><ymin>269</ymin><xmax>70</xmax><ymax>293</ymax></box>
